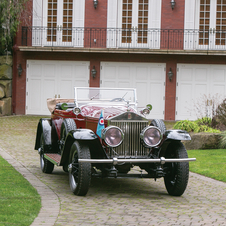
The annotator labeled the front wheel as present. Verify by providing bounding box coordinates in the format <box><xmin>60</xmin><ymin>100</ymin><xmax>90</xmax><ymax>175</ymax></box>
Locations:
<box><xmin>164</xmin><ymin>142</ymin><xmax>189</xmax><ymax>196</ymax></box>
<box><xmin>68</xmin><ymin>141</ymin><xmax>91</xmax><ymax>196</ymax></box>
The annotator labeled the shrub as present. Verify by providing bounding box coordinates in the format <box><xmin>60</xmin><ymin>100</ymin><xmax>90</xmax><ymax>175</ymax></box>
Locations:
<box><xmin>193</xmin><ymin>94</ymin><xmax>222</xmax><ymax>119</ymax></box>
<box><xmin>173</xmin><ymin>120</ymin><xmax>199</xmax><ymax>132</ymax></box>
<box><xmin>212</xmin><ymin>98</ymin><xmax>226</xmax><ymax>131</ymax></box>
<box><xmin>196</xmin><ymin>117</ymin><xmax>212</xmax><ymax>127</ymax></box>
<box><xmin>173</xmin><ymin>118</ymin><xmax>221</xmax><ymax>133</ymax></box>
<box><xmin>219</xmin><ymin>131</ymin><xmax>226</xmax><ymax>148</ymax></box>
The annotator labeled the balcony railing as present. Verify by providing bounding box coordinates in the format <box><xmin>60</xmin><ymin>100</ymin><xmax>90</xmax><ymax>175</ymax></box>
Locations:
<box><xmin>19</xmin><ymin>26</ymin><xmax>226</xmax><ymax>51</ymax></box>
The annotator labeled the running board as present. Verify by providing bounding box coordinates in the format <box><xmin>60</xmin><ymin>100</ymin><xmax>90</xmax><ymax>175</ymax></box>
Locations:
<box><xmin>44</xmin><ymin>153</ymin><xmax>61</xmax><ymax>166</ymax></box>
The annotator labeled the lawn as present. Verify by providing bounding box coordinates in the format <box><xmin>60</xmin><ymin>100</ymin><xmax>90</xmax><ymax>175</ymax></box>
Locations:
<box><xmin>188</xmin><ymin>149</ymin><xmax>226</xmax><ymax>183</ymax></box>
<box><xmin>0</xmin><ymin>156</ymin><xmax>41</xmax><ymax>226</ymax></box>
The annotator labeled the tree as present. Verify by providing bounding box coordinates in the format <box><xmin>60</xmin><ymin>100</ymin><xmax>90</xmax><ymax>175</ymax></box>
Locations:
<box><xmin>0</xmin><ymin>0</ymin><xmax>29</xmax><ymax>55</ymax></box>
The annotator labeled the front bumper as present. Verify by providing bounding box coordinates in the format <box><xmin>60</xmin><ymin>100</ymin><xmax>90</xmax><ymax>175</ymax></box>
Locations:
<box><xmin>78</xmin><ymin>157</ymin><xmax>196</xmax><ymax>165</ymax></box>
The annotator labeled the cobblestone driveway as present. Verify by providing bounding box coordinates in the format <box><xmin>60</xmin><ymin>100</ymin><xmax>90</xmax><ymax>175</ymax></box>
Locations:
<box><xmin>0</xmin><ymin>116</ymin><xmax>226</xmax><ymax>226</ymax></box>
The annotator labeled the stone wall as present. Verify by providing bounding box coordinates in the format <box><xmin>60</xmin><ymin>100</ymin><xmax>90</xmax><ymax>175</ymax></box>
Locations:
<box><xmin>0</xmin><ymin>55</ymin><xmax>12</xmax><ymax>116</ymax></box>
<box><xmin>183</xmin><ymin>133</ymin><xmax>221</xmax><ymax>150</ymax></box>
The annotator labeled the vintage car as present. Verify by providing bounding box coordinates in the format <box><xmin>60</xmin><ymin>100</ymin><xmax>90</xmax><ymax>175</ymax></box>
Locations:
<box><xmin>35</xmin><ymin>87</ymin><xmax>195</xmax><ymax>196</ymax></box>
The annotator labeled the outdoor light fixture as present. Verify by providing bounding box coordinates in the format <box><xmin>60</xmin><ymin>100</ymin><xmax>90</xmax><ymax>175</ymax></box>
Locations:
<box><xmin>168</xmin><ymin>68</ymin><xmax>173</xmax><ymax>82</ymax></box>
<box><xmin>171</xmin><ymin>0</ymin><xmax>176</xmax><ymax>10</ymax></box>
<box><xmin>93</xmin><ymin>0</ymin><xmax>98</xmax><ymax>9</ymax></box>
<box><xmin>18</xmin><ymin>64</ymin><xmax>23</xmax><ymax>76</ymax></box>
<box><xmin>91</xmin><ymin>66</ymin><xmax>97</xmax><ymax>78</ymax></box>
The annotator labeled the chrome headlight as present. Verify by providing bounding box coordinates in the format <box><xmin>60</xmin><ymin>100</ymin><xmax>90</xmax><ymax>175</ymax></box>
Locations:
<box><xmin>73</xmin><ymin>107</ymin><xmax>81</xmax><ymax>115</ymax></box>
<box><xmin>102</xmin><ymin>126</ymin><xmax>124</xmax><ymax>147</ymax></box>
<box><xmin>141</xmin><ymin>108</ymin><xmax>150</xmax><ymax>116</ymax></box>
<box><xmin>140</xmin><ymin>126</ymin><xmax>162</xmax><ymax>147</ymax></box>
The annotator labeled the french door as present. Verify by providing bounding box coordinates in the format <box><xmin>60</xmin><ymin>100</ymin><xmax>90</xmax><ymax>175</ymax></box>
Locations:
<box><xmin>44</xmin><ymin>0</ymin><xmax>73</xmax><ymax>46</ymax></box>
<box><xmin>43</xmin><ymin>0</ymin><xmax>84</xmax><ymax>47</ymax></box>
<box><xmin>118</xmin><ymin>0</ymin><xmax>149</xmax><ymax>48</ymax></box>
<box><xmin>198</xmin><ymin>0</ymin><xmax>226</xmax><ymax>50</ymax></box>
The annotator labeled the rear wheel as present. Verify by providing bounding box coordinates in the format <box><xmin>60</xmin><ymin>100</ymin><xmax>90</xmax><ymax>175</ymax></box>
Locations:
<box><xmin>68</xmin><ymin>141</ymin><xmax>91</xmax><ymax>196</ymax></box>
<box><xmin>150</xmin><ymin>119</ymin><xmax>166</xmax><ymax>134</ymax></box>
<box><xmin>164</xmin><ymin>142</ymin><xmax>189</xmax><ymax>196</ymax></box>
<box><xmin>40</xmin><ymin>133</ymin><xmax>54</xmax><ymax>174</ymax></box>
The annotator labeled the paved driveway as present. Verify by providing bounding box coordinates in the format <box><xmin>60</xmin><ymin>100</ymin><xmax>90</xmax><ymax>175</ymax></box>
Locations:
<box><xmin>0</xmin><ymin>116</ymin><xmax>226</xmax><ymax>226</ymax></box>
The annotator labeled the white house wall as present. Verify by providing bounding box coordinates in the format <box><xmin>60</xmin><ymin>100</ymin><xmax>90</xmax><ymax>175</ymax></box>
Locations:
<box><xmin>26</xmin><ymin>60</ymin><xmax>89</xmax><ymax>115</ymax></box>
<box><xmin>100</xmin><ymin>62</ymin><xmax>165</xmax><ymax>119</ymax></box>
<box><xmin>176</xmin><ymin>64</ymin><xmax>226</xmax><ymax>120</ymax></box>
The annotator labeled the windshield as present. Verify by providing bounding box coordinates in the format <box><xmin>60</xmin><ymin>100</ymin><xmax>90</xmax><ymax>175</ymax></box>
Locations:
<box><xmin>74</xmin><ymin>87</ymin><xmax>137</xmax><ymax>104</ymax></box>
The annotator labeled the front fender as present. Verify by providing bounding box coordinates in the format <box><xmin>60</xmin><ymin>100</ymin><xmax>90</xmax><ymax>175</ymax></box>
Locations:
<box><xmin>60</xmin><ymin>129</ymin><xmax>107</xmax><ymax>166</ymax></box>
<box><xmin>34</xmin><ymin>118</ymin><xmax>52</xmax><ymax>151</ymax></box>
<box><xmin>72</xmin><ymin>129</ymin><xmax>98</xmax><ymax>140</ymax></box>
<box><xmin>159</xmin><ymin>130</ymin><xmax>191</xmax><ymax>154</ymax></box>
<box><xmin>164</xmin><ymin>130</ymin><xmax>191</xmax><ymax>141</ymax></box>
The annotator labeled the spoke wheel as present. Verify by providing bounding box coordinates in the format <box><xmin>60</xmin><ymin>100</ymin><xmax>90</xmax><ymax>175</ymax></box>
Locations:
<box><xmin>40</xmin><ymin>133</ymin><xmax>54</xmax><ymax>174</ymax></box>
<box><xmin>60</xmin><ymin>118</ymin><xmax>77</xmax><ymax>153</ymax></box>
<box><xmin>150</xmin><ymin>119</ymin><xmax>166</xmax><ymax>134</ymax></box>
<box><xmin>69</xmin><ymin>141</ymin><xmax>91</xmax><ymax>196</ymax></box>
<box><xmin>164</xmin><ymin>141</ymin><xmax>189</xmax><ymax>196</ymax></box>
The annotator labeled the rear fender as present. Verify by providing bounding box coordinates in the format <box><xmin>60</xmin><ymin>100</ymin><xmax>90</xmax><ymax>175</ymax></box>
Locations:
<box><xmin>60</xmin><ymin>129</ymin><xmax>107</xmax><ymax>166</ymax></box>
<box><xmin>34</xmin><ymin>119</ymin><xmax>52</xmax><ymax>152</ymax></box>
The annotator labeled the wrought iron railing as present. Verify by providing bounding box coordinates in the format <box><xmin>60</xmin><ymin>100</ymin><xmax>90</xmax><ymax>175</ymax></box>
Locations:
<box><xmin>19</xmin><ymin>26</ymin><xmax>226</xmax><ymax>51</ymax></box>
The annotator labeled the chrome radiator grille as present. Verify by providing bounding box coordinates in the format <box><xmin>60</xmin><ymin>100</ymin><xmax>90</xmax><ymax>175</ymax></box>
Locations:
<box><xmin>109</xmin><ymin>120</ymin><xmax>149</xmax><ymax>157</ymax></box>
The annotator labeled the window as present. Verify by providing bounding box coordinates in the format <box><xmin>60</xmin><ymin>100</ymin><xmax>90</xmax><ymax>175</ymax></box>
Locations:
<box><xmin>216</xmin><ymin>0</ymin><xmax>226</xmax><ymax>45</ymax></box>
<box><xmin>122</xmin><ymin>0</ymin><xmax>132</xmax><ymax>43</ymax></box>
<box><xmin>47</xmin><ymin>0</ymin><xmax>57</xmax><ymax>42</ymax></box>
<box><xmin>199</xmin><ymin>0</ymin><xmax>210</xmax><ymax>45</ymax></box>
<box><xmin>63</xmin><ymin>0</ymin><xmax>73</xmax><ymax>42</ymax></box>
<box><xmin>138</xmin><ymin>0</ymin><xmax>148</xmax><ymax>44</ymax></box>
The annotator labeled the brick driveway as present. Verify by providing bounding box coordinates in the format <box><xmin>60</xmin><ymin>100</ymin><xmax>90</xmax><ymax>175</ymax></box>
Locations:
<box><xmin>0</xmin><ymin>116</ymin><xmax>226</xmax><ymax>226</ymax></box>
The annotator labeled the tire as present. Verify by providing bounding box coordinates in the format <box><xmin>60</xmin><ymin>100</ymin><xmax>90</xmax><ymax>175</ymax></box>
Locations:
<box><xmin>60</xmin><ymin>118</ymin><xmax>77</xmax><ymax>152</ymax></box>
<box><xmin>68</xmin><ymin>141</ymin><xmax>91</xmax><ymax>196</ymax></box>
<box><xmin>62</xmin><ymin>164</ymin><xmax>68</xmax><ymax>173</ymax></box>
<box><xmin>40</xmin><ymin>133</ymin><xmax>54</xmax><ymax>174</ymax></box>
<box><xmin>150</xmin><ymin>119</ymin><xmax>166</xmax><ymax>134</ymax></box>
<box><xmin>164</xmin><ymin>141</ymin><xmax>189</xmax><ymax>196</ymax></box>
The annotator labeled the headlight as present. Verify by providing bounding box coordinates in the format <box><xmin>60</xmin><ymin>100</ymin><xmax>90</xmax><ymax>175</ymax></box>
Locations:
<box><xmin>73</xmin><ymin>107</ymin><xmax>81</xmax><ymax>115</ymax></box>
<box><xmin>140</xmin><ymin>108</ymin><xmax>150</xmax><ymax>116</ymax></box>
<box><xmin>102</xmin><ymin>126</ymin><xmax>124</xmax><ymax>147</ymax></box>
<box><xmin>140</xmin><ymin>126</ymin><xmax>162</xmax><ymax>147</ymax></box>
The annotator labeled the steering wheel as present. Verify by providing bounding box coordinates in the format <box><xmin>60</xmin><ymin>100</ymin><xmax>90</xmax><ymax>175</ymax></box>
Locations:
<box><xmin>110</xmin><ymin>98</ymin><xmax>126</xmax><ymax>102</ymax></box>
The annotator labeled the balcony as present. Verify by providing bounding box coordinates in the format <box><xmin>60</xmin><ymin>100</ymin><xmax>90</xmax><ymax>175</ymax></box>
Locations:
<box><xmin>19</xmin><ymin>27</ymin><xmax>226</xmax><ymax>54</ymax></box>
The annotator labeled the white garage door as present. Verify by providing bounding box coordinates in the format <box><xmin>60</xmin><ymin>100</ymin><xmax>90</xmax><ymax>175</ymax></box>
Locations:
<box><xmin>176</xmin><ymin>64</ymin><xmax>226</xmax><ymax>120</ymax></box>
<box><xmin>100</xmin><ymin>62</ymin><xmax>166</xmax><ymax>119</ymax></box>
<box><xmin>26</xmin><ymin>60</ymin><xmax>89</xmax><ymax>115</ymax></box>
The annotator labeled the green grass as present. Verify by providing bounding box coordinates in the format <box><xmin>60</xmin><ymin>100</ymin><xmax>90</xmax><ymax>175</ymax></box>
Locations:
<box><xmin>188</xmin><ymin>149</ymin><xmax>226</xmax><ymax>182</ymax></box>
<box><xmin>0</xmin><ymin>156</ymin><xmax>41</xmax><ymax>226</ymax></box>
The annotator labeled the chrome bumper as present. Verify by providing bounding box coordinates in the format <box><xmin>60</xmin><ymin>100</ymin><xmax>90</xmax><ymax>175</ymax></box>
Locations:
<box><xmin>78</xmin><ymin>157</ymin><xmax>196</xmax><ymax>165</ymax></box>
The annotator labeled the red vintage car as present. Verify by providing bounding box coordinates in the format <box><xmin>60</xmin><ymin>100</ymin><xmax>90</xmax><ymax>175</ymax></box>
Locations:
<box><xmin>35</xmin><ymin>87</ymin><xmax>195</xmax><ymax>196</ymax></box>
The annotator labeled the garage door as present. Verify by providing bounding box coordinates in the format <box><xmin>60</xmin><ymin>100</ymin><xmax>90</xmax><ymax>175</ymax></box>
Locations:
<box><xmin>176</xmin><ymin>64</ymin><xmax>226</xmax><ymax>120</ymax></box>
<box><xmin>100</xmin><ymin>62</ymin><xmax>166</xmax><ymax>119</ymax></box>
<box><xmin>26</xmin><ymin>60</ymin><xmax>89</xmax><ymax>115</ymax></box>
